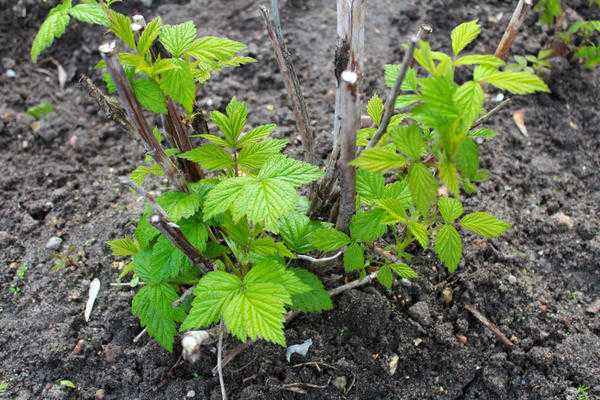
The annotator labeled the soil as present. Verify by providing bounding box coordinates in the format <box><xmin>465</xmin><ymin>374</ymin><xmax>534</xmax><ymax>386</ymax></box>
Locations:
<box><xmin>1</xmin><ymin>0</ymin><xmax>599</xmax><ymax>399</ymax></box>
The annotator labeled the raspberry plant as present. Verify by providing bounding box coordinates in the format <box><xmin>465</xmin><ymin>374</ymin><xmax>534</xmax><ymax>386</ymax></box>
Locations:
<box><xmin>32</xmin><ymin>0</ymin><xmax>549</xmax><ymax>363</ymax></box>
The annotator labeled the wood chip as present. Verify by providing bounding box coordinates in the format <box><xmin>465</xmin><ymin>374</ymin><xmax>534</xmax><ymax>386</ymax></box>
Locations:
<box><xmin>513</xmin><ymin>109</ymin><xmax>528</xmax><ymax>137</ymax></box>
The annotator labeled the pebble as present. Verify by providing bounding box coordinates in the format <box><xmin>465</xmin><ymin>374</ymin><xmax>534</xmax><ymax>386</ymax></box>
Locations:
<box><xmin>95</xmin><ymin>389</ymin><xmax>106</xmax><ymax>400</ymax></box>
<box><xmin>408</xmin><ymin>301</ymin><xmax>432</xmax><ymax>327</ymax></box>
<box><xmin>186</xmin><ymin>390</ymin><xmax>196</xmax><ymax>398</ymax></box>
<box><xmin>5</xmin><ymin>69</ymin><xmax>16</xmax><ymax>78</ymax></box>
<box><xmin>333</xmin><ymin>376</ymin><xmax>347</xmax><ymax>392</ymax></box>
<box><xmin>441</xmin><ymin>287</ymin><xmax>453</xmax><ymax>304</ymax></box>
<box><xmin>507</xmin><ymin>275</ymin><xmax>518</xmax><ymax>284</ymax></box>
<box><xmin>45</xmin><ymin>236</ymin><xmax>63</xmax><ymax>250</ymax></box>
<box><xmin>551</xmin><ymin>212</ymin><xmax>574</xmax><ymax>230</ymax></box>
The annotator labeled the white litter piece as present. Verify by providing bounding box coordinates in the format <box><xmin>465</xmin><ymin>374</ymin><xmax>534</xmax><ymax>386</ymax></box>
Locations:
<box><xmin>286</xmin><ymin>338</ymin><xmax>313</xmax><ymax>362</ymax></box>
<box><xmin>84</xmin><ymin>278</ymin><xmax>101</xmax><ymax>322</ymax></box>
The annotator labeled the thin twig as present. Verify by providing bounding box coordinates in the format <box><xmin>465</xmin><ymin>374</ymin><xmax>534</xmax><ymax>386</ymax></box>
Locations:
<box><xmin>259</xmin><ymin>3</ymin><xmax>315</xmax><ymax>164</ymax></box>
<box><xmin>217</xmin><ymin>320</ymin><xmax>228</xmax><ymax>400</ymax></box>
<box><xmin>495</xmin><ymin>0</ymin><xmax>533</xmax><ymax>60</ymax></box>
<box><xmin>367</xmin><ymin>25</ymin><xmax>431</xmax><ymax>149</ymax></box>
<box><xmin>172</xmin><ymin>286</ymin><xmax>195</xmax><ymax>307</ymax></box>
<box><xmin>133</xmin><ymin>328</ymin><xmax>147</xmax><ymax>343</ymax></box>
<box><xmin>464</xmin><ymin>304</ymin><xmax>515</xmax><ymax>349</ymax></box>
<box><xmin>473</xmin><ymin>98</ymin><xmax>512</xmax><ymax>128</ymax></box>
<box><xmin>296</xmin><ymin>251</ymin><xmax>342</xmax><ymax>263</ymax></box>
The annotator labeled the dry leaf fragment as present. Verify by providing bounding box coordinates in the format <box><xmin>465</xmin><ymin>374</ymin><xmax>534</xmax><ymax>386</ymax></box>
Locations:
<box><xmin>513</xmin><ymin>109</ymin><xmax>528</xmax><ymax>137</ymax></box>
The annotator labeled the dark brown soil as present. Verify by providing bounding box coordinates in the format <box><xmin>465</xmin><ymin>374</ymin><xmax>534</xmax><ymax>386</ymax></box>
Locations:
<box><xmin>1</xmin><ymin>0</ymin><xmax>599</xmax><ymax>399</ymax></box>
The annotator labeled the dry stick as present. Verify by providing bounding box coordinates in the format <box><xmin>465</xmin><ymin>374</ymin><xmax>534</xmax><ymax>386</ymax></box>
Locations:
<box><xmin>472</xmin><ymin>98</ymin><xmax>512</xmax><ymax>128</ymax></box>
<box><xmin>464</xmin><ymin>304</ymin><xmax>515</xmax><ymax>349</ymax></box>
<box><xmin>212</xmin><ymin>269</ymin><xmax>378</xmax><ymax>375</ymax></box>
<box><xmin>367</xmin><ymin>25</ymin><xmax>431</xmax><ymax>149</ymax></box>
<box><xmin>216</xmin><ymin>320</ymin><xmax>228</xmax><ymax>400</ymax></box>
<box><xmin>335</xmin><ymin>0</ymin><xmax>367</xmax><ymax>232</ymax></box>
<box><xmin>495</xmin><ymin>0</ymin><xmax>533</xmax><ymax>61</ymax></box>
<box><xmin>172</xmin><ymin>286</ymin><xmax>195</xmax><ymax>308</ymax></box>
<box><xmin>79</xmin><ymin>75</ymin><xmax>133</xmax><ymax>135</ymax></box>
<box><xmin>100</xmin><ymin>44</ymin><xmax>188</xmax><ymax>193</ymax></box>
<box><xmin>296</xmin><ymin>251</ymin><xmax>342</xmax><ymax>263</ymax></box>
<box><xmin>123</xmin><ymin>180</ymin><xmax>211</xmax><ymax>274</ymax></box>
<box><xmin>259</xmin><ymin>3</ymin><xmax>315</xmax><ymax>165</ymax></box>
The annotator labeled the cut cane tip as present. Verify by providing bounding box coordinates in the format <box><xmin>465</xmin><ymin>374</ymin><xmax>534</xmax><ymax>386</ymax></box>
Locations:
<box><xmin>341</xmin><ymin>70</ymin><xmax>358</xmax><ymax>84</ymax></box>
<box><xmin>99</xmin><ymin>41</ymin><xmax>116</xmax><ymax>54</ymax></box>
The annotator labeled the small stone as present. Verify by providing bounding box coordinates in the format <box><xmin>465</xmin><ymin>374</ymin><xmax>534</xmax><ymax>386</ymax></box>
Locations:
<box><xmin>5</xmin><ymin>69</ymin><xmax>16</xmax><ymax>78</ymax></box>
<box><xmin>441</xmin><ymin>287</ymin><xmax>453</xmax><ymax>304</ymax></box>
<box><xmin>413</xmin><ymin>338</ymin><xmax>423</xmax><ymax>346</ymax></box>
<box><xmin>333</xmin><ymin>376</ymin><xmax>347</xmax><ymax>392</ymax></box>
<box><xmin>387</xmin><ymin>353</ymin><xmax>399</xmax><ymax>375</ymax></box>
<box><xmin>408</xmin><ymin>301</ymin><xmax>432</xmax><ymax>327</ymax></box>
<box><xmin>72</xmin><ymin>339</ymin><xmax>85</xmax><ymax>354</ymax></box>
<box><xmin>507</xmin><ymin>275</ymin><xmax>517</xmax><ymax>284</ymax></box>
<box><xmin>186</xmin><ymin>390</ymin><xmax>196</xmax><ymax>398</ymax></box>
<box><xmin>95</xmin><ymin>389</ymin><xmax>106</xmax><ymax>400</ymax></box>
<box><xmin>46</xmin><ymin>236</ymin><xmax>63</xmax><ymax>250</ymax></box>
<box><xmin>551</xmin><ymin>212</ymin><xmax>574</xmax><ymax>230</ymax></box>
<box><xmin>456</xmin><ymin>335</ymin><xmax>468</xmax><ymax>344</ymax></box>
<box><xmin>586</xmin><ymin>298</ymin><xmax>600</xmax><ymax>314</ymax></box>
<box><xmin>2</xmin><ymin>57</ymin><xmax>15</xmax><ymax>69</ymax></box>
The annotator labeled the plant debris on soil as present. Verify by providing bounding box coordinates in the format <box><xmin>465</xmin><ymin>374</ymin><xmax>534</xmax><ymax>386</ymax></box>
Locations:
<box><xmin>1</xmin><ymin>0</ymin><xmax>599</xmax><ymax>399</ymax></box>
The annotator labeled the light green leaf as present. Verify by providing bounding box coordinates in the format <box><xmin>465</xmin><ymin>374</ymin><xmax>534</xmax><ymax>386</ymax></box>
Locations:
<box><xmin>414</xmin><ymin>40</ymin><xmax>436</xmax><ymax>75</ymax></box>
<box><xmin>456</xmin><ymin>138</ymin><xmax>480</xmax><ymax>180</ymax></box>
<box><xmin>351</xmin><ymin>146</ymin><xmax>406</xmax><ymax>173</ymax></box>
<box><xmin>178</xmin><ymin>144</ymin><xmax>233</xmax><ymax>171</ymax></box>
<box><xmin>438</xmin><ymin>197</ymin><xmax>464</xmax><ymax>223</ymax></box>
<box><xmin>367</xmin><ymin>94</ymin><xmax>384</xmax><ymax>125</ymax></box>
<box><xmin>438</xmin><ymin>161</ymin><xmax>459</xmax><ymax>195</ymax></box>
<box><xmin>454</xmin><ymin>54</ymin><xmax>505</xmax><ymax>67</ymax></box>
<box><xmin>31</xmin><ymin>1</ymin><xmax>71</xmax><ymax>63</ymax></box>
<box><xmin>289</xmin><ymin>268</ymin><xmax>333</xmax><ymax>312</ymax></box>
<box><xmin>408</xmin><ymin>221</ymin><xmax>428</xmax><ymax>249</ymax></box>
<box><xmin>179</xmin><ymin>216</ymin><xmax>209</xmax><ymax>252</ymax></box>
<box><xmin>238</xmin><ymin>124</ymin><xmax>276</xmax><ymax>147</ymax></box>
<box><xmin>160</xmin><ymin>59</ymin><xmax>195</xmax><ymax>113</ymax></box>
<box><xmin>250</xmin><ymin>237</ymin><xmax>293</xmax><ymax>258</ymax></box>
<box><xmin>391</xmin><ymin>125</ymin><xmax>426</xmax><ymax>160</ymax></box>
<box><xmin>453</xmin><ymin>81</ymin><xmax>484</xmax><ymax>128</ymax></box>
<box><xmin>350</xmin><ymin>208</ymin><xmax>387</xmax><ymax>242</ymax></box>
<box><xmin>258</xmin><ymin>155</ymin><xmax>323</xmax><ymax>187</ymax></box>
<box><xmin>460</xmin><ymin>212</ymin><xmax>511</xmax><ymax>238</ymax></box>
<box><xmin>238</xmin><ymin>139</ymin><xmax>288</xmax><ymax>173</ymax></box>
<box><xmin>469</xmin><ymin>128</ymin><xmax>497</xmax><ymax>139</ymax></box>
<box><xmin>27</xmin><ymin>101</ymin><xmax>53</xmax><ymax>120</ymax></box>
<box><xmin>108</xmin><ymin>10</ymin><xmax>135</xmax><ymax>49</ymax></box>
<box><xmin>187</xmin><ymin>36</ymin><xmax>246</xmax><ymax>62</ymax></box>
<box><xmin>479</xmin><ymin>71</ymin><xmax>550</xmax><ymax>94</ymax></box>
<box><xmin>356</xmin><ymin>169</ymin><xmax>385</xmax><ymax>203</ymax></box>
<box><xmin>435</xmin><ymin>224</ymin><xmax>462</xmax><ymax>272</ymax></box>
<box><xmin>225</xmin><ymin>97</ymin><xmax>248</xmax><ymax>144</ymax></box>
<box><xmin>132</xmin><ymin>79</ymin><xmax>167</xmax><ymax>113</ymax></box>
<box><xmin>156</xmin><ymin>191</ymin><xmax>202</xmax><ymax>222</ymax></box>
<box><xmin>408</xmin><ymin>163</ymin><xmax>437</xmax><ymax>216</ymax></box>
<box><xmin>343</xmin><ymin>243</ymin><xmax>365</xmax><ymax>272</ymax></box>
<box><xmin>202</xmin><ymin>177</ymin><xmax>252</xmax><ymax>221</ymax></box>
<box><xmin>385</xmin><ymin>65</ymin><xmax>418</xmax><ymax>91</ymax></box>
<box><xmin>107</xmin><ymin>237</ymin><xmax>139</xmax><ymax>257</ymax></box>
<box><xmin>137</xmin><ymin>17</ymin><xmax>162</xmax><ymax>55</ymax></box>
<box><xmin>375</xmin><ymin>197</ymin><xmax>408</xmax><ymax>223</ymax></box>
<box><xmin>390</xmin><ymin>263</ymin><xmax>417</xmax><ymax>279</ymax></box>
<box><xmin>278</xmin><ymin>213</ymin><xmax>316</xmax><ymax>253</ymax></box>
<box><xmin>130</xmin><ymin>164</ymin><xmax>163</xmax><ymax>185</ymax></box>
<box><xmin>307</xmin><ymin>228</ymin><xmax>350</xmax><ymax>252</ymax></box>
<box><xmin>451</xmin><ymin>20</ymin><xmax>481</xmax><ymax>56</ymax></box>
<box><xmin>69</xmin><ymin>3</ymin><xmax>108</xmax><ymax>26</ymax></box>
<box><xmin>377</xmin><ymin>265</ymin><xmax>393</xmax><ymax>289</ymax></box>
<box><xmin>160</xmin><ymin>21</ymin><xmax>197</xmax><ymax>57</ymax></box>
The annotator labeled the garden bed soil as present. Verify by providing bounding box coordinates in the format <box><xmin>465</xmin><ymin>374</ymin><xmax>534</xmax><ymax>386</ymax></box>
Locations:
<box><xmin>1</xmin><ymin>0</ymin><xmax>599</xmax><ymax>399</ymax></box>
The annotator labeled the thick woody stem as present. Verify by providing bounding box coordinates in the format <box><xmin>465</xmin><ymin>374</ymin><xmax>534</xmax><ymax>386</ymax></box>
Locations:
<box><xmin>495</xmin><ymin>0</ymin><xmax>533</xmax><ymax>60</ymax></box>
<box><xmin>100</xmin><ymin>45</ymin><xmax>188</xmax><ymax>192</ymax></box>
<box><xmin>259</xmin><ymin>3</ymin><xmax>316</xmax><ymax>164</ymax></box>
<box><xmin>367</xmin><ymin>25</ymin><xmax>431</xmax><ymax>149</ymax></box>
<box><xmin>123</xmin><ymin>180</ymin><xmax>210</xmax><ymax>274</ymax></box>
<box><xmin>335</xmin><ymin>0</ymin><xmax>367</xmax><ymax>233</ymax></box>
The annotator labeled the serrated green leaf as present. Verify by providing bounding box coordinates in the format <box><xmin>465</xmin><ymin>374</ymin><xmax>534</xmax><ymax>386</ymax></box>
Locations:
<box><xmin>179</xmin><ymin>215</ymin><xmax>209</xmax><ymax>252</ymax></box>
<box><xmin>250</xmin><ymin>237</ymin><xmax>293</xmax><ymax>258</ymax></box>
<box><xmin>137</xmin><ymin>16</ymin><xmax>161</xmax><ymax>55</ymax></box>
<box><xmin>414</xmin><ymin>40</ymin><xmax>436</xmax><ymax>75</ymax></box>
<box><xmin>460</xmin><ymin>212</ymin><xmax>510</xmax><ymax>238</ymax></box>
<box><xmin>395</xmin><ymin>94</ymin><xmax>421</xmax><ymax>109</ymax></box>
<box><xmin>238</xmin><ymin>139</ymin><xmax>288</xmax><ymax>173</ymax></box>
<box><xmin>130</xmin><ymin>164</ymin><xmax>163</xmax><ymax>185</ymax></box>
<box><xmin>132</xmin><ymin>79</ymin><xmax>167</xmax><ymax>113</ymax></box>
<box><xmin>408</xmin><ymin>163</ymin><xmax>437</xmax><ymax>217</ymax></box>
<box><xmin>343</xmin><ymin>243</ymin><xmax>365</xmax><ymax>272</ymax></box>
<box><xmin>107</xmin><ymin>237</ymin><xmax>139</xmax><ymax>257</ymax></box>
<box><xmin>31</xmin><ymin>1</ymin><xmax>71</xmax><ymax>63</ymax></box>
<box><xmin>108</xmin><ymin>10</ymin><xmax>135</xmax><ymax>49</ymax></box>
<box><xmin>390</xmin><ymin>263</ymin><xmax>417</xmax><ymax>279</ymax></box>
<box><xmin>69</xmin><ymin>3</ymin><xmax>109</xmax><ymax>26</ymax></box>
<box><xmin>377</xmin><ymin>265</ymin><xmax>393</xmax><ymax>289</ymax></box>
<box><xmin>367</xmin><ymin>94</ymin><xmax>384</xmax><ymax>125</ymax></box>
<box><xmin>454</xmin><ymin>81</ymin><xmax>484</xmax><ymax>128</ymax></box>
<box><xmin>391</xmin><ymin>125</ymin><xmax>426</xmax><ymax>160</ymax></box>
<box><xmin>238</xmin><ymin>124</ymin><xmax>276</xmax><ymax>147</ymax></box>
<box><xmin>135</xmin><ymin>205</ymin><xmax>160</xmax><ymax>249</ymax></box>
<box><xmin>151</xmin><ymin>235</ymin><xmax>192</xmax><ymax>279</ymax></box>
<box><xmin>27</xmin><ymin>101</ymin><xmax>53</xmax><ymax>120</ymax></box>
<box><xmin>375</xmin><ymin>197</ymin><xmax>408</xmax><ymax>223</ymax></box>
<box><xmin>469</xmin><ymin>128</ymin><xmax>497</xmax><ymax>139</ymax></box>
<box><xmin>351</xmin><ymin>146</ymin><xmax>406</xmax><ymax>173</ymax></box>
<box><xmin>225</xmin><ymin>97</ymin><xmax>248</xmax><ymax>144</ymax></box>
<box><xmin>435</xmin><ymin>224</ymin><xmax>462</xmax><ymax>272</ymax></box>
<box><xmin>456</xmin><ymin>138</ymin><xmax>479</xmax><ymax>180</ymax></box>
<box><xmin>187</xmin><ymin>36</ymin><xmax>246</xmax><ymax>62</ymax></box>
<box><xmin>132</xmin><ymin>283</ymin><xmax>186</xmax><ymax>351</ymax></box>
<box><xmin>307</xmin><ymin>228</ymin><xmax>350</xmax><ymax>252</ymax></box>
<box><xmin>384</xmin><ymin>64</ymin><xmax>418</xmax><ymax>91</ymax></box>
<box><xmin>383</xmin><ymin>179</ymin><xmax>412</xmax><ymax>207</ymax></box>
<box><xmin>438</xmin><ymin>197</ymin><xmax>464</xmax><ymax>223</ymax></box>
<box><xmin>350</xmin><ymin>208</ymin><xmax>387</xmax><ymax>242</ymax></box>
<box><xmin>160</xmin><ymin>59</ymin><xmax>195</xmax><ymax>113</ymax></box>
<box><xmin>438</xmin><ymin>161</ymin><xmax>459</xmax><ymax>195</ymax></box>
<box><xmin>416</xmin><ymin>75</ymin><xmax>459</xmax><ymax>122</ymax></box>
<box><xmin>278</xmin><ymin>213</ymin><xmax>316</xmax><ymax>253</ymax></box>
<box><xmin>202</xmin><ymin>177</ymin><xmax>252</xmax><ymax>221</ymax></box>
<box><xmin>454</xmin><ymin>54</ymin><xmax>505</xmax><ymax>67</ymax></box>
<box><xmin>178</xmin><ymin>144</ymin><xmax>233</xmax><ymax>171</ymax></box>
<box><xmin>160</xmin><ymin>21</ymin><xmax>197</xmax><ymax>57</ymax></box>
<box><xmin>356</xmin><ymin>169</ymin><xmax>385</xmax><ymax>203</ymax></box>
<box><xmin>479</xmin><ymin>71</ymin><xmax>550</xmax><ymax>94</ymax></box>
<box><xmin>289</xmin><ymin>268</ymin><xmax>333</xmax><ymax>312</ymax></box>
<box><xmin>258</xmin><ymin>155</ymin><xmax>323</xmax><ymax>187</ymax></box>
<box><xmin>451</xmin><ymin>20</ymin><xmax>481</xmax><ymax>56</ymax></box>
<box><xmin>408</xmin><ymin>221</ymin><xmax>428</xmax><ymax>249</ymax></box>
<box><xmin>156</xmin><ymin>191</ymin><xmax>202</xmax><ymax>222</ymax></box>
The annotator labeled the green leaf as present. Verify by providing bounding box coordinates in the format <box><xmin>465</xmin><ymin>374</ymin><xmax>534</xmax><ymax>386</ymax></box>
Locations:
<box><xmin>27</xmin><ymin>101</ymin><xmax>53</xmax><ymax>120</ymax></box>
<box><xmin>469</xmin><ymin>128</ymin><xmax>497</xmax><ymax>139</ymax></box>
<box><xmin>451</xmin><ymin>20</ymin><xmax>481</xmax><ymax>56</ymax></box>
<box><xmin>258</xmin><ymin>155</ymin><xmax>323</xmax><ymax>187</ymax></box>
<box><xmin>307</xmin><ymin>228</ymin><xmax>350</xmax><ymax>252</ymax></box>
<box><xmin>289</xmin><ymin>268</ymin><xmax>333</xmax><ymax>312</ymax></box>
<box><xmin>414</xmin><ymin>40</ymin><xmax>436</xmax><ymax>75</ymax></box>
<box><xmin>69</xmin><ymin>3</ymin><xmax>109</xmax><ymax>26</ymax></box>
<box><xmin>351</xmin><ymin>146</ymin><xmax>406</xmax><ymax>173</ymax></box>
<box><xmin>181</xmin><ymin>271</ymin><xmax>242</xmax><ymax>331</ymax></box>
<box><xmin>391</xmin><ymin>125</ymin><xmax>426</xmax><ymax>160</ymax></box>
<box><xmin>225</xmin><ymin>97</ymin><xmax>248</xmax><ymax>144</ymax></box>
<box><xmin>408</xmin><ymin>221</ymin><xmax>428</xmax><ymax>249</ymax></box>
<box><xmin>179</xmin><ymin>215</ymin><xmax>209</xmax><ymax>252</ymax></box>
<box><xmin>438</xmin><ymin>161</ymin><xmax>459</xmax><ymax>195</ymax></box>
<box><xmin>107</xmin><ymin>237</ymin><xmax>139</xmax><ymax>257</ymax></box>
<box><xmin>384</xmin><ymin>64</ymin><xmax>418</xmax><ymax>91</ymax></box>
<box><xmin>417</xmin><ymin>75</ymin><xmax>459</xmax><ymax>121</ymax></box>
<box><xmin>187</xmin><ymin>36</ymin><xmax>246</xmax><ymax>62</ymax></box>
<box><xmin>479</xmin><ymin>71</ymin><xmax>550</xmax><ymax>94</ymax></box>
<box><xmin>356</xmin><ymin>169</ymin><xmax>385</xmax><ymax>203</ymax></box>
<box><xmin>390</xmin><ymin>263</ymin><xmax>417</xmax><ymax>279</ymax></box>
<box><xmin>250</xmin><ymin>237</ymin><xmax>293</xmax><ymax>258</ymax></box>
<box><xmin>132</xmin><ymin>79</ymin><xmax>167</xmax><ymax>113</ymax></box>
<box><xmin>453</xmin><ymin>81</ymin><xmax>484</xmax><ymax>128</ymax></box>
<box><xmin>202</xmin><ymin>177</ymin><xmax>252</xmax><ymax>221</ymax></box>
<box><xmin>160</xmin><ymin>59</ymin><xmax>196</xmax><ymax>113</ymax></box>
<box><xmin>375</xmin><ymin>198</ymin><xmax>408</xmax><ymax>223</ymax></box>
<box><xmin>178</xmin><ymin>144</ymin><xmax>233</xmax><ymax>171</ymax></box>
<box><xmin>343</xmin><ymin>243</ymin><xmax>365</xmax><ymax>272</ymax></box>
<box><xmin>160</xmin><ymin>21</ymin><xmax>197</xmax><ymax>57</ymax></box>
<box><xmin>377</xmin><ymin>265</ymin><xmax>393</xmax><ymax>289</ymax></box>
<box><xmin>31</xmin><ymin>1</ymin><xmax>71</xmax><ymax>63</ymax></box>
<box><xmin>238</xmin><ymin>124</ymin><xmax>276</xmax><ymax>147</ymax></box>
<box><xmin>137</xmin><ymin>17</ymin><xmax>162</xmax><ymax>55</ymax></box>
<box><xmin>350</xmin><ymin>208</ymin><xmax>387</xmax><ymax>242</ymax></box>
<box><xmin>156</xmin><ymin>191</ymin><xmax>202</xmax><ymax>222</ymax></box>
<box><xmin>135</xmin><ymin>205</ymin><xmax>160</xmax><ymax>248</ymax></box>
<box><xmin>367</xmin><ymin>94</ymin><xmax>384</xmax><ymax>125</ymax></box>
<box><xmin>454</xmin><ymin>54</ymin><xmax>505</xmax><ymax>67</ymax></box>
<box><xmin>130</xmin><ymin>164</ymin><xmax>163</xmax><ymax>185</ymax></box>
<box><xmin>238</xmin><ymin>139</ymin><xmax>288</xmax><ymax>172</ymax></box>
<box><xmin>438</xmin><ymin>197</ymin><xmax>464</xmax><ymax>223</ymax></box>
<box><xmin>460</xmin><ymin>212</ymin><xmax>511</xmax><ymax>238</ymax></box>
<box><xmin>408</xmin><ymin>163</ymin><xmax>437</xmax><ymax>216</ymax></box>
<box><xmin>151</xmin><ymin>236</ymin><xmax>192</xmax><ymax>279</ymax></box>
<box><xmin>108</xmin><ymin>10</ymin><xmax>135</xmax><ymax>49</ymax></box>
<box><xmin>395</xmin><ymin>94</ymin><xmax>421</xmax><ymax>109</ymax></box>
<box><xmin>132</xmin><ymin>283</ymin><xmax>186</xmax><ymax>351</ymax></box>
<box><xmin>278</xmin><ymin>213</ymin><xmax>316</xmax><ymax>253</ymax></box>
<box><xmin>456</xmin><ymin>138</ymin><xmax>479</xmax><ymax>180</ymax></box>
<box><xmin>534</xmin><ymin>0</ymin><xmax>562</xmax><ymax>26</ymax></box>
<box><xmin>383</xmin><ymin>179</ymin><xmax>412</xmax><ymax>207</ymax></box>
<box><xmin>435</xmin><ymin>224</ymin><xmax>462</xmax><ymax>272</ymax></box>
